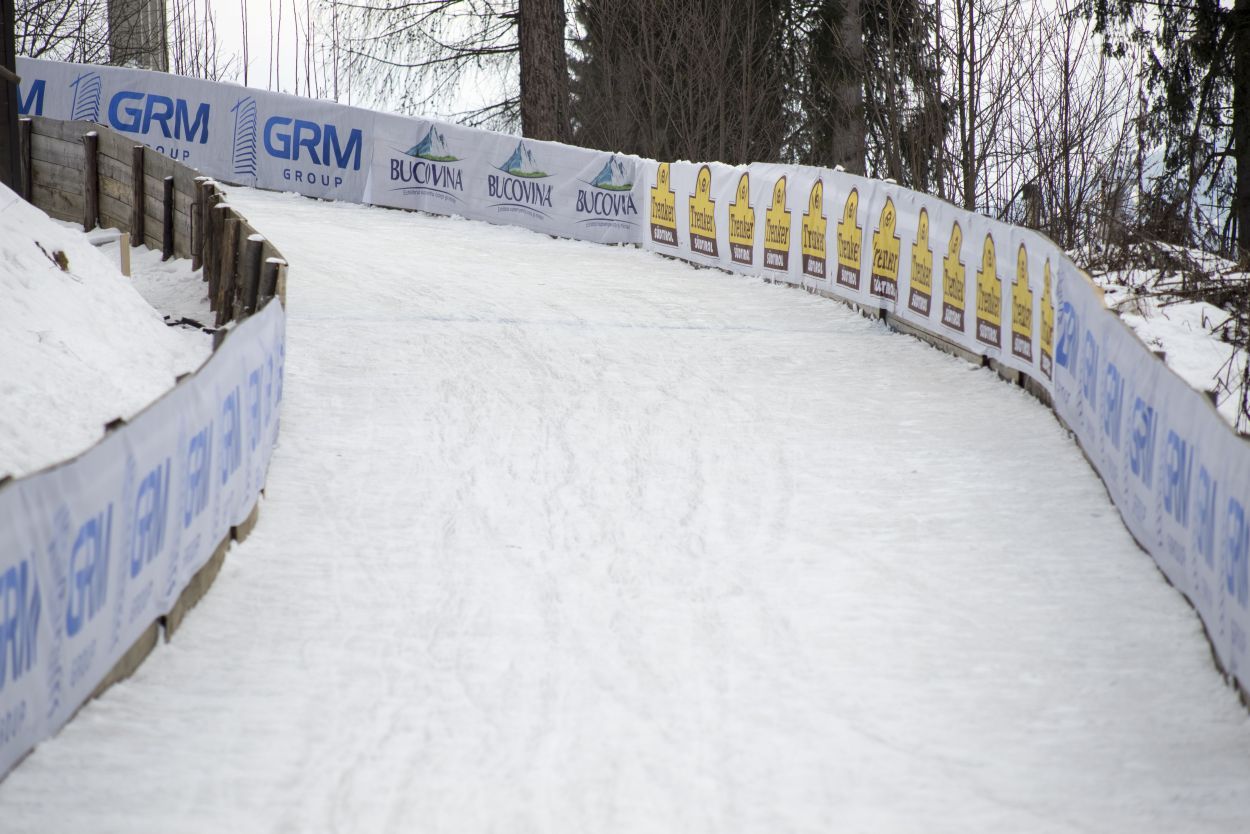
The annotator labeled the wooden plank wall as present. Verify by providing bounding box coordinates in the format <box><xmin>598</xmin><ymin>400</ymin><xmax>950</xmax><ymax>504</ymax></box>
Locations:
<box><xmin>18</xmin><ymin>116</ymin><xmax>288</xmax><ymax>326</ymax></box>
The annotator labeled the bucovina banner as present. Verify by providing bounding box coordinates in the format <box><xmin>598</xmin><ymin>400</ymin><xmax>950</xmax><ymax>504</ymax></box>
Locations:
<box><xmin>10</xmin><ymin>59</ymin><xmax>1250</xmax><ymax>703</ymax></box>
<box><xmin>0</xmin><ymin>301</ymin><xmax>284</xmax><ymax>777</ymax></box>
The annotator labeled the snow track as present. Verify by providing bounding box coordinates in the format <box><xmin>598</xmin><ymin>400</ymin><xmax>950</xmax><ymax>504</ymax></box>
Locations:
<box><xmin>3</xmin><ymin>189</ymin><xmax>1250</xmax><ymax>832</ymax></box>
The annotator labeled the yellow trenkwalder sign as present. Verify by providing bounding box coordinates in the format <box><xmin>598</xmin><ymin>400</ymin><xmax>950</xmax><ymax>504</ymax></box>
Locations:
<box><xmin>870</xmin><ymin>197</ymin><xmax>900</xmax><ymax>301</ymax></box>
<box><xmin>728</xmin><ymin>172</ymin><xmax>755</xmax><ymax>266</ymax></box>
<box><xmin>1040</xmin><ymin>260</ymin><xmax>1055</xmax><ymax>379</ymax></box>
<box><xmin>650</xmin><ymin>162</ymin><xmax>677</xmax><ymax>246</ymax></box>
<box><xmin>908</xmin><ymin>207</ymin><xmax>933</xmax><ymax>317</ymax></box>
<box><xmin>941</xmin><ymin>221</ymin><xmax>966</xmax><ymax>332</ymax></box>
<box><xmin>688</xmin><ymin>165</ymin><xmax>718</xmax><ymax>257</ymax></box>
<box><xmin>1011</xmin><ymin>243</ymin><xmax>1034</xmax><ymax>362</ymax></box>
<box><xmin>975</xmin><ymin>233</ymin><xmax>1002</xmax><ymax>348</ymax></box>
<box><xmin>763</xmin><ymin>176</ymin><xmax>791</xmax><ymax>271</ymax></box>
<box><xmin>801</xmin><ymin>179</ymin><xmax>827</xmax><ymax>279</ymax></box>
<box><xmin>835</xmin><ymin>188</ymin><xmax>862</xmax><ymax>291</ymax></box>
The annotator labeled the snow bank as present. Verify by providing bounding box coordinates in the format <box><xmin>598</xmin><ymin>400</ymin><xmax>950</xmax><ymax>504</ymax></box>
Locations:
<box><xmin>0</xmin><ymin>183</ymin><xmax>210</xmax><ymax>479</ymax></box>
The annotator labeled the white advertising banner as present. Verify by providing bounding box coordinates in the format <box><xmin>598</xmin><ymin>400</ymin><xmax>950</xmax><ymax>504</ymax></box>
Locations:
<box><xmin>0</xmin><ymin>300</ymin><xmax>285</xmax><ymax>777</ymax></box>
<box><xmin>8</xmin><ymin>58</ymin><xmax>1250</xmax><ymax>700</ymax></box>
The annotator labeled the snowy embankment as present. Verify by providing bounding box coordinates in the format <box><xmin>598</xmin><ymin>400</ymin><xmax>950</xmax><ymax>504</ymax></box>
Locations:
<box><xmin>0</xmin><ymin>183</ymin><xmax>211</xmax><ymax>479</ymax></box>
<box><xmin>2</xmin><ymin>187</ymin><xmax>1248</xmax><ymax>832</ymax></box>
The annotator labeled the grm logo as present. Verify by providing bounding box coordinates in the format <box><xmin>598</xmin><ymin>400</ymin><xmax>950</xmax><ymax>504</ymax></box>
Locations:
<box><xmin>108</xmin><ymin>92</ymin><xmax>210</xmax><ymax>144</ymax></box>
<box><xmin>18</xmin><ymin>79</ymin><xmax>45</xmax><ymax>116</ymax></box>
<box><xmin>0</xmin><ymin>559</ymin><xmax>41</xmax><ymax>691</ymax></box>
<box><xmin>1195</xmin><ymin>466</ymin><xmax>1218</xmax><ymax>568</ymax></box>
<box><xmin>183</xmin><ymin>424</ymin><xmax>213</xmax><ymax>529</ymax></box>
<box><xmin>1128</xmin><ymin>397</ymin><xmax>1157</xmax><ymax>487</ymax></box>
<box><xmin>1101</xmin><ymin>362</ymin><xmax>1124</xmax><ymax>449</ymax></box>
<box><xmin>130</xmin><ymin>460</ymin><xmax>172</xmax><ymax>579</ymax></box>
<box><xmin>67</xmin><ymin>506</ymin><xmax>113</xmax><ymax>638</ymax></box>
<box><xmin>264</xmin><ymin>117</ymin><xmax>362</xmax><ymax>170</ymax></box>
<box><xmin>1163</xmin><ymin>430</ymin><xmax>1194</xmax><ymax>528</ymax></box>
<box><xmin>1225</xmin><ymin>498</ymin><xmax>1249</xmax><ymax>609</ymax></box>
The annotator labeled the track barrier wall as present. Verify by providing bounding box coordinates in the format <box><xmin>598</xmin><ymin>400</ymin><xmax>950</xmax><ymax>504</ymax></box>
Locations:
<box><xmin>1</xmin><ymin>104</ymin><xmax>287</xmax><ymax>777</ymax></box>
<box><xmin>3</xmin><ymin>60</ymin><xmax>1249</xmax><ymax>773</ymax></box>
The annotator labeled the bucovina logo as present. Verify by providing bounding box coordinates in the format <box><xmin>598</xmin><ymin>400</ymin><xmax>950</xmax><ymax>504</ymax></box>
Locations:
<box><xmin>488</xmin><ymin>141</ymin><xmax>553</xmax><ymax>218</ymax></box>
<box><xmin>974</xmin><ymin>234</ymin><xmax>1002</xmax><ymax>348</ymax></box>
<box><xmin>763</xmin><ymin>176</ymin><xmax>791</xmax><ymax>271</ymax></box>
<box><xmin>264</xmin><ymin>113</ymin><xmax>363</xmax><ymax>189</ymax></box>
<box><xmin>688</xmin><ymin>165</ymin><xmax>719</xmax><ymax>257</ymax></box>
<box><xmin>870</xmin><ymin>197</ymin><xmax>900</xmax><ymax>301</ymax></box>
<box><xmin>728</xmin><ymin>172</ymin><xmax>755</xmax><ymax>266</ymax></box>
<box><xmin>1011</xmin><ymin>244</ymin><xmax>1034</xmax><ymax>362</ymax></box>
<box><xmin>908</xmin><ymin>208</ymin><xmax>933</xmax><ymax>317</ymax></box>
<box><xmin>650</xmin><ymin>163</ymin><xmax>678</xmax><ymax>246</ymax></box>
<box><xmin>941</xmin><ymin>222</ymin><xmax>966</xmax><ymax>332</ymax></box>
<box><xmin>577</xmin><ymin>155</ymin><xmax>637</xmax><ymax>228</ymax></box>
<box><xmin>1040</xmin><ymin>261</ymin><xmax>1055</xmax><ymax>379</ymax></box>
<box><xmin>387</xmin><ymin>124</ymin><xmax>465</xmax><ymax>205</ymax></box>
<box><xmin>801</xmin><ymin>179</ymin><xmax>827</xmax><ymax>280</ymax></box>
<box><xmin>835</xmin><ymin>189</ymin><xmax>862</xmax><ymax>291</ymax></box>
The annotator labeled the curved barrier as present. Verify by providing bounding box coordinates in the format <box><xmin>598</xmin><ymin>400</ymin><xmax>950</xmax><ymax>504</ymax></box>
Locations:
<box><xmin>9</xmin><ymin>59</ymin><xmax>1250</xmax><ymax>711</ymax></box>
<box><xmin>0</xmin><ymin>113</ymin><xmax>287</xmax><ymax>778</ymax></box>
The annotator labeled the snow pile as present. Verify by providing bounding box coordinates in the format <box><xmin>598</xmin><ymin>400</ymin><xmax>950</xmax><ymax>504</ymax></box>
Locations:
<box><xmin>1091</xmin><ymin>252</ymin><xmax>1249</xmax><ymax>430</ymax></box>
<box><xmin>0</xmin><ymin>183</ymin><xmax>211</xmax><ymax>480</ymax></box>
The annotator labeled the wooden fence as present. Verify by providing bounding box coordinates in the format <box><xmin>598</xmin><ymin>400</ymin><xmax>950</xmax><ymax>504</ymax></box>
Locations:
<box><xmin>17</xmin><ymin>115</ymin><xmax>287</xmax><ymax>328</ymax></box>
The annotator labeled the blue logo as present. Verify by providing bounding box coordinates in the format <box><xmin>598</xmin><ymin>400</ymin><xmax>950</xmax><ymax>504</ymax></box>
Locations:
<box><xmin>108</xmin><ymin>91</ymin><xmax>210</xmax><ymax>144</ymax></box>
<box><xmin>129</xmin><ymin>460</ymin><xmax>172</xmax><ymax>579</ymax></box>
<box><xmin>1079</xmin><ymin>331</ymin><xmax>1099</xmax><ymax>408</ymax></box>
<box><xmin>406</xmin><ymin>125</ymin><xmax>459</xmax><ymax>162</ymax></box>
<box><xmin>0</xmin><ymin>559</ymin><xmax>41</xmax><ymax>692</ymax></box>
<box><xmin>68</xmin><ymin>72</ymin><xmax>102</xmax><ymax>122</ymax></box>
<box><xmin>1128</xmin><ymin>397</ymin><xmax>1157</xmax><ymax>487</ymax></box>
<box><xmin>1225</xmin><ymin>498</ymin><xmax>1249</xmax><ymax>609</ymax></box>
<box><xmin>67</xmin><ymin>505</ymin><xmax>114</xmax><ymax>638</ymax></box>
<box><xmin>1101</xmin><ymin>362</ymin><xmax>1124</xmax><ymax>449</ymax></box>
<box><xmin>17</xmin><ymin>78</ymin><xmax>45</xmax><ymax>116</ymax></box>
<box><xmin>231</xmin><ymin>97</ymin><xmax>259</xmax><ymax>178</ymax></box>
<box><xmin>1163</xmin><ymin>431</ymin><xmax>1193</xmax><ymax>528</ymax></box>
<box><xmin>1195</xmin><ymin>466</ymin><xmax>1218</xmax><ymax>568</ymax></box>
<box><xmin>183</xmin><ymin>423</ymin><xmax>213</xmax><ymax>529</ymax></box>
<box><xmin>1055</xmin><ymin>301</ymin><xmax>1079</xmax><ymax>372</ymax></box>
<box><xmin>263</xmin><ymin>117</ymin><xmax>362</xmax><ymax>171</ymax></box>
<box><xmin>220</xmin><ymin>387</ymin><xmax>243</xmax><ymax>486</ymax></box>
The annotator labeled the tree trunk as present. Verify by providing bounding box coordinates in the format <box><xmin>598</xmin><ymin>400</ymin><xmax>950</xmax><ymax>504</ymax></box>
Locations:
<box><xmin>1234</xmin><ymin>0</ymin><xmax>1250</xmax><ymax>263</ymax></box>
<box><xmin>831</xmin><ymin>0</ymin><xmax>866</xmax><ymax>174</ymax></box>
<box><xmin>519</xmin><ymin>0</ymin><xmax>571</xmax><ymax>143</ymax></box>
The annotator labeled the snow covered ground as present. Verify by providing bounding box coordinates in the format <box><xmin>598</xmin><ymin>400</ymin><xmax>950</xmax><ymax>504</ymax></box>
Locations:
<box><xmin>0</xmin><ymin>184</ymin><xmax>211</xmax><ymax>479</ymax></box>
<box><xmin>3</xmin><ymin>188</ymin><xmax>1250</xmax><ymax>831</ymax></box>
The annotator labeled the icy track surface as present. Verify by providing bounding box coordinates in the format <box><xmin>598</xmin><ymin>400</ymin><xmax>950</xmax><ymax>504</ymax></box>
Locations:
<box><xmin>5</xmin><ymin>189</ymin><xmax>1250</xmax><ymax>833</ymax></box>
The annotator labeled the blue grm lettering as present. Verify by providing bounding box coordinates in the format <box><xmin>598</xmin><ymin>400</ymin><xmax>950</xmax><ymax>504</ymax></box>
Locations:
<box><xmin>1163</xmin><ymin>431</ymin><xmax>1193</xmax><ymax>528</ymax></box>
<box><xmin>1128</xmin><ymin>397</ymin><xmax>1156</xmax><ymax>487</ymax></box>
<box><xmin>1226</xmin><ymin>498</ymin><xmax>1250</xmax><ymax>609</ymax></box>
<box><xmin>221</xmin><ymin>387</ymin><xmax>243</xmax><ymax>485</ymax></box>
<box><xmin>107</xmin><ymin>91</ymin><xmax>210</xmax><ymax>144</ymax></box>
<box><xmin>184</xmin><ymin>424</ymin><xmax>213</xmax><ymax>528</ymax></box>
<box><xmin>67</xmin><ymin>505</ymin><xmax>113</xmax><ymax>638</ymax></box>
<box><xmin>264</xmin><ymin>117</ymin><xmax>362</xmax><ymax>170</ymax></box>
<box><xmin>130</xmin><ymin>459</ymin><xmax>172</xmax><ymax>579</ymax></box>
<box><xmin>0</xmin><ymin>560</ymin><xmax>41</xmax><ymax>691</ymax></box>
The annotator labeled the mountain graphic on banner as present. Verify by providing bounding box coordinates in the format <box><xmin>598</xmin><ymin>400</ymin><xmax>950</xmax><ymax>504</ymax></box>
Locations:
<box><xmin>406</xmin><ymin>127</ymin><xmax>458</xmax><ymax>162</ymax></box>
<box><xmin>591</xmin><ymin>156</ymin><xmax>633</xmax><ymax>191</ymax></box>
<box><xmin>499</xmin><ymin>141</ymin><xmax>547</xmax><ymax>178</ymax></box>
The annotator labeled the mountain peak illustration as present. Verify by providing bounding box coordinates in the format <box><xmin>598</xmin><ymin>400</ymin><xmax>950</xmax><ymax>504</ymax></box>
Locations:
<box><xmin>406</xmin><ymin>126</ymin><xmax>455</xmax><ymax>160</ymax></box>
<box><xmin>591</xmin><ymin>156</ymin><xmax>632</xmax><ymax>190</ymax></box>
<box><xmin>500</xmin><ymin>141</ymin><xmax>543</xmax><ymax>176</ymax></box>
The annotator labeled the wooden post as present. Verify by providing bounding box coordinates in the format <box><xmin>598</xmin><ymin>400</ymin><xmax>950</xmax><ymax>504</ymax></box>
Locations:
<box><xmin>131</xmin><ymin>144</ymin><xmax>145</xmax><ymax>243</ymax></box>
<box><xmin>239</xmin><ymin>232</ymin><xmax>264</xmax><ymax>315</ymax></box>
<box><xmin>191</xmin><ymin>178</ymin><xmax>207</xmax><ymax>271</ymax></box>
<box><xmin>205</xmin><ymin>189</ymin><xmax>223</xmax><ymax>309</ymax></box>
<box><xmin>215</xmin><ymin>212</ymin><xmax>240</xmax><ymax>325</ymax></box>
<box><xmin>259</xmin><ymin>256</ymin><xmax>286</xmax><ymax>306</ymax></box>
<box><xmin>82</xmin><ymin>131</ymin><xmax>99</xmax><ymax>231</ymax></box>
<box><xmin>162</xmin><ymin>176</ymin><xmax>175</xmax><ymax>260</ymax></box>
<box><xmin>18</xmin><ymin>117</ymin><xmax>30</xmax><ymax>201</ymax></box>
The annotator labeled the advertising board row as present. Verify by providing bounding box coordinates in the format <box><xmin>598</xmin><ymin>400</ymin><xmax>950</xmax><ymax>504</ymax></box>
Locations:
<box><xmin>9</xmin><ymin>59</ymin><xmax>1250</xmax><ymax>714</ymax></box>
